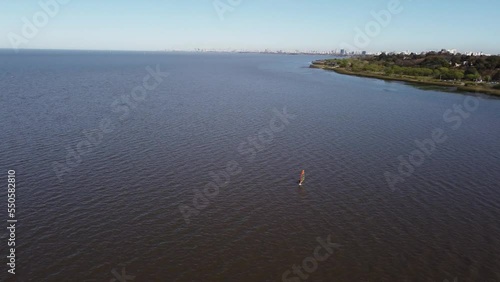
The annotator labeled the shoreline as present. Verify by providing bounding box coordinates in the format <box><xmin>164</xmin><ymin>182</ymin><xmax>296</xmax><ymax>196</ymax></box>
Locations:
<box><xmin>310</xmin><ymin>62</ymin><xmax>500</xmax><ymax>97</ymax></box>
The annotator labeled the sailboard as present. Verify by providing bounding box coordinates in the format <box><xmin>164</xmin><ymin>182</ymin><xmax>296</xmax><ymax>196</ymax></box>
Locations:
<box><xmin>299</xmin><ymin>170</ymin><xmax>305</xmax><ymax>185</ymax></box>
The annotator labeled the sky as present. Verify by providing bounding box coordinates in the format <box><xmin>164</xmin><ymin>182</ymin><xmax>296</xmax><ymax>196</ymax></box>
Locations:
<box><xmin>1</xmin><ymin>0</ymin><xmax>499</xmax><ymax>54</ymax></box>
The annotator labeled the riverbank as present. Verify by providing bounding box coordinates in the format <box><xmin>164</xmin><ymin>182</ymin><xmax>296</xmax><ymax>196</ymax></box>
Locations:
<box><xmin>311</xmin><ymin>60</ymin><xmax>500</xmax><ymax>97</ymax></box>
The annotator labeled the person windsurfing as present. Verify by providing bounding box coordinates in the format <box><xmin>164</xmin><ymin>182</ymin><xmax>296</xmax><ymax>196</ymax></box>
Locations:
<box><xmin>299</xmin><ymin>170</ymin><xmax>305</xmax><ymax>185</ymax></box>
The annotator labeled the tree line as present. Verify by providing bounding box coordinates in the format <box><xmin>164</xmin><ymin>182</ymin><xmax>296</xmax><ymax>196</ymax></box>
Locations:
<box><xmin>326</xmin><ymin>52</ymin><xmax>500</xmax><ymax>82</ymax></box>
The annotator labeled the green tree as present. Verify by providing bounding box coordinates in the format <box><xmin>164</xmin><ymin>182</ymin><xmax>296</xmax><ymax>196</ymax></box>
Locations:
<box><xmin>377</xmin><ymin>53</ymin><xmax>387</xmax><ymax>60</ymax></box>
<box><xmin>465</xmin><ymin>73</ymin><xmax>480</xmax><ymax>81</ymax></box>
<box><xmin>464</xmin><ymin>67</ymin><xmax>479</xmax><ymax>76</ymax></box>
<box><xmin>451</xmin><ymin>69</ymin><xmax>464</xmax><ymax>80</ymax></box>
<box><xmin>492</xmin><ymin>71</ymin><xmax>500</xmax><ymax>82</ymax></box>
<box><xmin>436</xmin><ymin>67</ymin><xmax>450</xmax><ymax>79</ymax></box>
<box><xmin>450</xmin><ymin>55</ymin><xmax>461</xmax><ymax>65</ymax></box>
<box><xmin>422</xmin><ymin>57</ymin><xmax>449</xmax><ymax>69</ymax></box>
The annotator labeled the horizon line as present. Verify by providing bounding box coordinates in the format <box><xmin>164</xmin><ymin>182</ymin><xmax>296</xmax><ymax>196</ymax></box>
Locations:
<box><xmin>1</xmin><ymin>47</ymin><xmax>499</xmax><ymax>56</ymax></box>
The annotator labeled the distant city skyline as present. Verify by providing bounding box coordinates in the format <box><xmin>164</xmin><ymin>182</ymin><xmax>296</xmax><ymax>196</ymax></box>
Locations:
<box><xmin>1</xmin><ymin>0</ymin><xmax>499</xmax><ymax>54</ymax></box>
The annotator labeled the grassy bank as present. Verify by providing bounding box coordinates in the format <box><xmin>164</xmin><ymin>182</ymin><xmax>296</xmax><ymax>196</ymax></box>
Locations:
<box><xmin>311</xmin><ymin>58</ymin><xmax>500</xmax><ymax>97</ymax></box>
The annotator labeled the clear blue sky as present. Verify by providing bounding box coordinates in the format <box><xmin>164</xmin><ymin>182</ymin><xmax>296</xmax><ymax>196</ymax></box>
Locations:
<box><xmin>1</xmin><ymin>0</ymin><xmax>499</xmax><ymax>54</ymax></box>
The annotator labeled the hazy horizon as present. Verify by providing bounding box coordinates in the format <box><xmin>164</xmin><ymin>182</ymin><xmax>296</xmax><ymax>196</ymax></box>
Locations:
<box><xmin>1</xmin><ymin>0</ymin><xmax>500</xmax><ymax>54</ymax></box>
